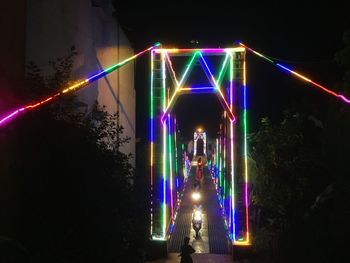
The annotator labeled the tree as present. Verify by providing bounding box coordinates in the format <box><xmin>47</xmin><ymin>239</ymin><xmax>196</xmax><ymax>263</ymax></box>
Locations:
<box><xmin>322</xmin><ymin>28</ymin><xmax>350</xmax><ymax>261</ymax></box>
<box><xmin>249</xmin><ymin>29</ymin><xmax>350</xmax><ymax>262</ymax></box>
<box><xmin>249</xmin><ymin>109</ymin><xmax>330</xmax><ymax>262</ymax></box>
<box><xmin>0</xmin><ymin>48</ymin><xmax>139</xmax><ymax>262</ymax></box>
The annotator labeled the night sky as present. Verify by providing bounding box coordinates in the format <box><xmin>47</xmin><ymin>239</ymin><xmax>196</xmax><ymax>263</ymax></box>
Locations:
<box><xmin>114</xmin><ymin>1</ymin><xmax>349</xmax><ymax>140</ymax></box>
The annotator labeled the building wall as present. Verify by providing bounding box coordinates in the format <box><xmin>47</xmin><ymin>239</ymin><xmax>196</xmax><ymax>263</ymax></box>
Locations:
<box><xmin>0</xmin><ymin>1</ymin><xmax>27</xmax><ymax>113</ymax></box>
<box><xmin>25</xmin><ymin>0</ymin><xmax>135</xmax><ymax>164</ymax></box>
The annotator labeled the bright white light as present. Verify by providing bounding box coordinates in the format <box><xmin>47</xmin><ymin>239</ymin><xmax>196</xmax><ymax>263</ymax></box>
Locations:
<box><xmin>192</xmin><ymin>192</ymin><xmax>201</xmax><ymax>201</ymax></box>
<box><xmin>194</xmin><ymin>210</ymin><xmax>202</xmax><ymax>221</ymax></box>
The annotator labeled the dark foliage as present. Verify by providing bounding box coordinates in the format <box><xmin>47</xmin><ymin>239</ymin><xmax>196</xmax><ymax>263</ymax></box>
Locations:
<box><xmin>249</xmin><ymin>29</ymin><xmax>350</xmax><ymax>263</ymax></box>
<box><xmin>0</xmin><ymin>48</ymin><xmax>144</xmax><ymax>262</ymax></box>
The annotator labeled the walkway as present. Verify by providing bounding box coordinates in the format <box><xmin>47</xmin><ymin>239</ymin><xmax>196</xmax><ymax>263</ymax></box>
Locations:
<box><xmin>168</xmin><ymin>158</ymin><xmax>230</xmax><ymax>254</ymax></box>
<box><xmin>147</xmin><ymin>253</ymin><xmax>234</xmax><ymax>263</ymax></box>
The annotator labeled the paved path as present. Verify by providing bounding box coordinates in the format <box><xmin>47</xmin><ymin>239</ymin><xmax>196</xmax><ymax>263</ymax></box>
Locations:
<box><xmin>147</xmin><ymin>253</ymin><xmax>235</xmax><ymax>263</ymax></box>
<box><xmin>167</xmin><ymin>156</ymin><xmax>230</xmax><ymax>258</ymax></box>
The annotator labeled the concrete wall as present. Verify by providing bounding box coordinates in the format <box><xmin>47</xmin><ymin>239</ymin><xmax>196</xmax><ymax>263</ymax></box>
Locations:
<box><xmin>25</xmin><ymin>0</ymin><xmax>135</xmax><ymax>164</ymax></box>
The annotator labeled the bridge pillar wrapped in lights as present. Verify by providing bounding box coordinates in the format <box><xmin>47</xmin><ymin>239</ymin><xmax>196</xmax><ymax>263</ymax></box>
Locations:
<box><xmin>149</xmin><ymin>46</ymin><xmax>250</xmax><ymax>245</ymax></box>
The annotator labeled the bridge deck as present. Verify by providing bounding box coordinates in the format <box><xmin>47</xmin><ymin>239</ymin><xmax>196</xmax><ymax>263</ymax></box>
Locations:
<box><xmin>168</xmin><ymin>164</ymin><xmax>230</xmax><ymax>254</ymax></box>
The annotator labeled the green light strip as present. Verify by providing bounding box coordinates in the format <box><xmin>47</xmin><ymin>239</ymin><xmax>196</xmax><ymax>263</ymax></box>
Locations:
<box><xmin>178</xmin><ymin>52</ymin><xmax>201</xmax><ymax>88</ymax></box>
<box><xmin>217</xmin><ymin>53</ymin><xmax>230</xmax><ymax>85</ymax></box>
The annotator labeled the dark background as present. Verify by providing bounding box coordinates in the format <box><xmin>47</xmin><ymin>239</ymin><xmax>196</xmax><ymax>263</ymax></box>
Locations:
<box><xmin>114</xmin><ymin>1</ymin><xmax>349</xmax><ymax>140</ymax></box>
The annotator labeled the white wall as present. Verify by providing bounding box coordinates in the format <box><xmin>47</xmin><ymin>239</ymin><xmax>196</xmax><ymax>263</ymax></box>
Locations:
<box><xmin>26</xmin><ymin>0</ymin><xmax>135</xmax><ymax>165</ymax></box>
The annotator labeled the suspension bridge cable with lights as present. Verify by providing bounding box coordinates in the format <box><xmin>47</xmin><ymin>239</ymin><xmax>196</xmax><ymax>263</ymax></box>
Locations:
<box><xmin>0</xmin><ymin>43</ymin><xmax>160</xmax><ymax>127</ymax></box>
<box><xmin>1</xmin><ymin>41</ymin><xmax>349</xmax><ymax>128</ymax></box>
<box><xmin>238</xmin><ymin>42</ymin><xmax>350</xmax><ymax>104</ymax></box>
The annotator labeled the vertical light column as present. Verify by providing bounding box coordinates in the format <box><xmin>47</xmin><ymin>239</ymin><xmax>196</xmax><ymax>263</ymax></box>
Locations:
<box><xmin>229</xmin><ymin>51</ymin><xmax>236</xmax><ymax>241</ymax></box>
<box><xmin>161</xmin><ymin>52</ymin><xmax>167</xmax><ymax>239</ymax></box>
<box><xmin>216</xmin><ymin>138</ymin><xmax>219</xmax><ymax>187</ymax></box>
<box><xmin>182</xmin><ymin>144</ymin><xmax>186</xmax><ymax>180</ymax></box>
<box><xmin>150</xmin><ymin>50</ymin><xmax>155</xmax><ymax>236</ymax></box>
<box><xmin>174</xmin><ymin>118</ymin><xmax>179</xmax><ymax>189</ymax></box>
<box><xmin>168</xmin><ymin>114</ymin><xmax>174</xmax><ymax>219</ymax></box>
<box><xmin>224</xmin><ymin>120</ymin><xmax>228</xmax><ymax>216</ymax></box>
<box><xmin>243</xmin><ymin>57</ymin><xmax>250</xmax><ymax>243</ymax></box>
<box><xmin>194</xmin><ymin>132</ymin><xmax>197</xmax><ymax>156</ymax></box>
<box><xmin>223</xmin><ymin>113</ymin><xmax>227</xmax><ymax>207</ymax></box>
<box><xmin>219</xmin><ymin>128</ymin><xmax>222</xmax><ymax>194</ymax></box>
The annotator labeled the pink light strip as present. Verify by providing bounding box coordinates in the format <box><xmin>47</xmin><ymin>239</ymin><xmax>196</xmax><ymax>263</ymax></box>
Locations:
<box><xmin>0</xmin><ymin>92</ymin><xmax>61</xmax><ymax>126</ymax></box>
<box><xmin>155</xmin><ymin>47</ymin><xmax>245</xmax><ymax>53</ymax></box>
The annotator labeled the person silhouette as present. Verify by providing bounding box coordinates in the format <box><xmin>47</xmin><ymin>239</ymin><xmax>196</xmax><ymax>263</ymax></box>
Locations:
<box><xmin>178</xmin><ymin>236</ymin><xmax>195</xmax><ymax>263</ymax></box>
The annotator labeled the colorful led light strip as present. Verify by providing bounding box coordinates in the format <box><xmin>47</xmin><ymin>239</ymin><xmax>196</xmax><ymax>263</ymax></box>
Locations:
<box><xmin>159</xmin><ymin>51</ymin><xmax>200</xmax><ymax>121</ymax></box>
<box><xmin>239</xmin><ymin>42</ymin><xmax>350</xmax><ymax>105</ymax></box>
<box><xmin>168</xmin><ymin>114</ymin><xmax>174</xmax><ymax>219</ymax></box>
<box><xmin>174</xmin><ymin>118</ymin><xmax>178</xmax><ymax>179</ymax></box>
<box><xmin>223</xmin><ymin>126</ymin><xmax>226</xmax><ymax>204</ymax></box>
<box><xmin>217</xmin><ymin>53</ymin><xmax>230</xmax><ymax>86</ymax></box>
<box><xmin>150</xmin><ymin>49</ymin><xmax>155</xmax><ymax>237</ymax></box>
<box><xmin>155</xmin><ymin>47</ymin><xmax>245</xmax><ymax>53</ymax></box>
<box><xmin>243</xmin><ymin>60</ymin><xmax>250</xmax><ymax>243</ymax></box>
<box><xmin>204</xmin><ymin>133</ymin><xmax>207</xmax><ymax>155</ymax></box>
<box><xmin>0</xmin><ymin>43</ymin><xmax>160</xmax><ymax>127</ymax></box>
<box><xmin>178</xmin><ymin>87</ymin><xmax>216</xmax><ymax>92</ymax></box>
<box><xmin>194</xmin><ymin>132</ymin><xmax>197</xmax><ymax>156</ymax></box>
<box><xmin>233</xmin><ymin>51</ymin><xmax>250</xmax><ymax>245</ymax></box>
<box><xmin>229</xmin><ymin>52</ymin><xmax>236</xmax><ymax>240</ymax></box>
<box><xmin>150</xmin><ymin>47</ymin><xmax>249</xmax><ymax>244</ymax></box>
<box><xmin>162</xmin><ymin>52</ymin><xmax>167</xmax><ymax>238</ymax></box>
<box><xmin>199</xmin><ymin>53</ymin><xmax>235</xmax><ymax>121</ymax></box>
<box><xmin>219</xmin><ymin>127</ymin><xmax>222</xmax><ymax>196</ymax></box>
<box><xmin>164</xmin><ymin>52</ymin><xmax>179</xmax><ymax>87</ymax></box>
<box><xmin>178</xmin><ymin>51</ymin><xmax>200</xmax><ymax>88</ymax></box>
<box><xmin>160</xmin><ymin>51</ymin><xmax>235</xmax><ymax>122</ymax></box>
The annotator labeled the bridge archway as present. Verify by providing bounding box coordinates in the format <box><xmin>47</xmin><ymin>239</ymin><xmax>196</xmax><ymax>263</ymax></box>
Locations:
<box><xmin>195</xmin><ymin>135</ymin><xmax>204</xmax><ymax>156</ymax></box>
<box><xmin>149</xmin><ymin>46</ymin><xmax>250</xmax><ymax>246</ymax></box>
